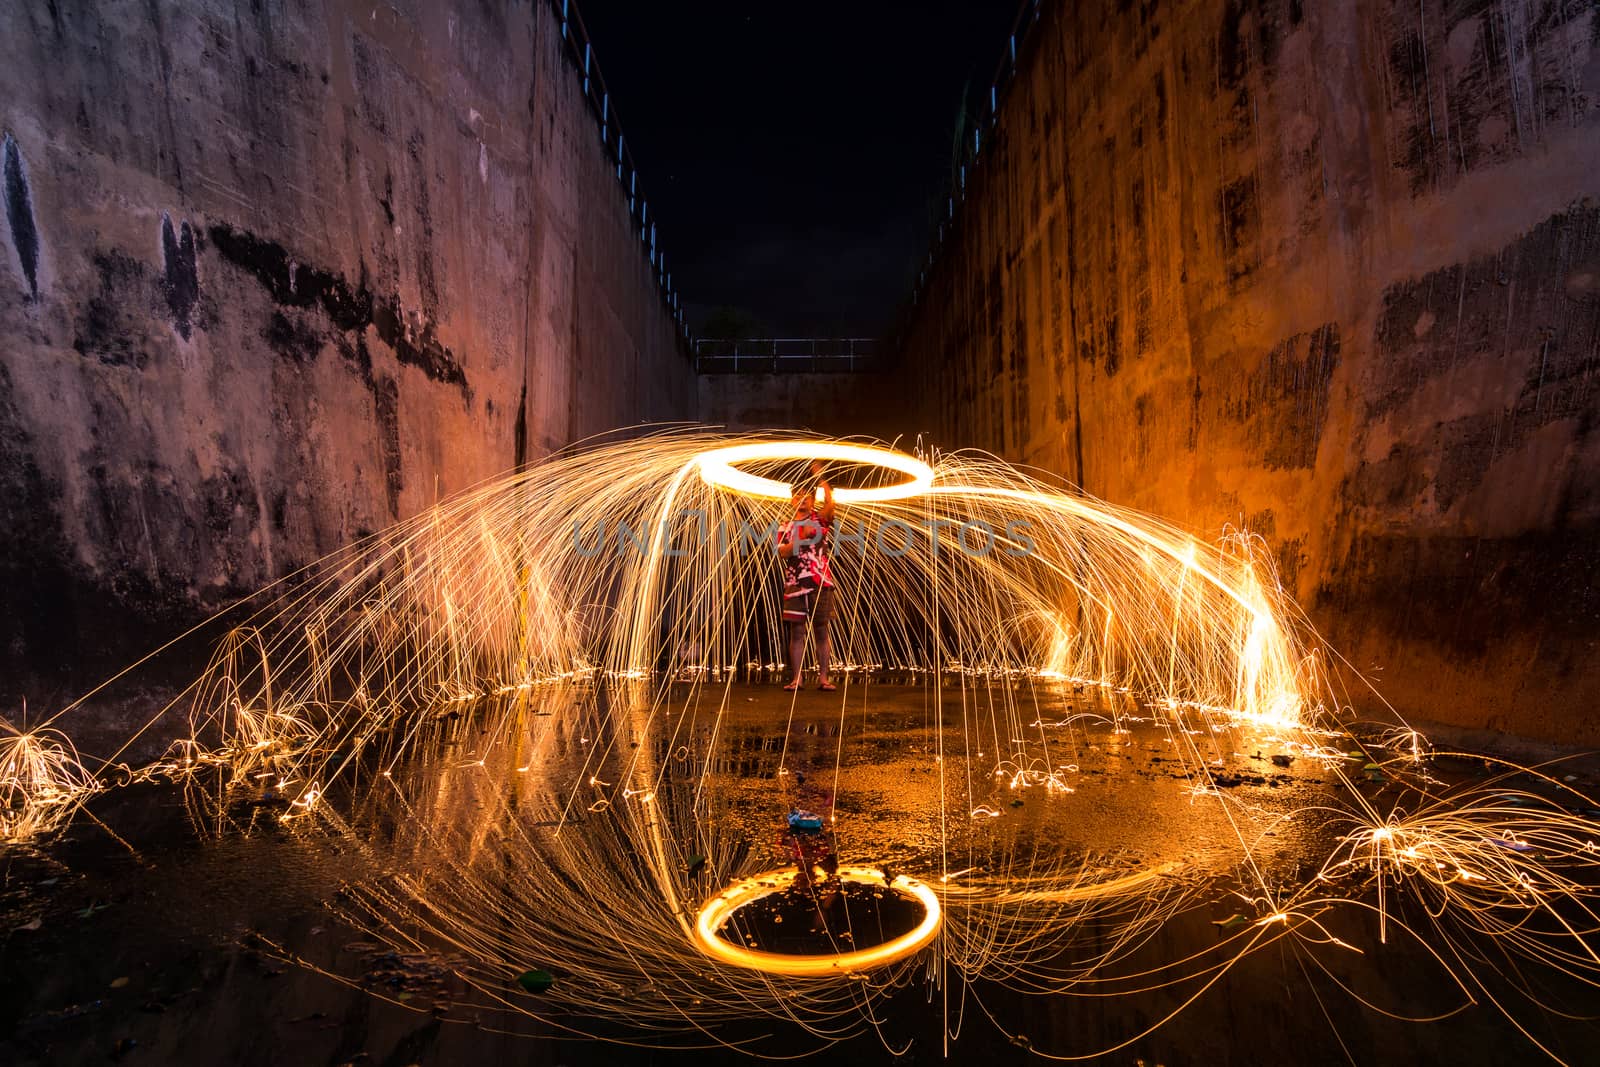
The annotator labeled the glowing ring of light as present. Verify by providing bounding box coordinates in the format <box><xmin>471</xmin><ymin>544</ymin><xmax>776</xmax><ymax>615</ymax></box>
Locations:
<box><xmin>692</xmin><ymin>865</ymin><xmax>942</xmax><ymax>976</ymax></box>
<box><xmin>695</xmin><ymin>441</ymin><xmax>933</xmax><ymax>503</ymax></box>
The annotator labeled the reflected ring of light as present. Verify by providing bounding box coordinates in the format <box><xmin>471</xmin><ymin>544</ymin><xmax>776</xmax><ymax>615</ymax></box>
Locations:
<box><xmin>693</xmin><ymin>866</ymin><xmax>942</xmax><ymax>976</ymax></box>
<box><xmin>695</xmin><ymin>441</ymin><xmax>933</xmax><ymax>503</ymax></box>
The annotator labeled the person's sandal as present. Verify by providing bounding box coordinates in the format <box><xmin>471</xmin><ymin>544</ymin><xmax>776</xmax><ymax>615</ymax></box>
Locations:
<box><xmin>817</xmin><ymin>681</ymin><xmax>836</xmax><ymax>691</ymax></box>
<box><xmin>782</xmin><ymin>679</ymin><xmax>802</xmax><ymax>691</ymax></box>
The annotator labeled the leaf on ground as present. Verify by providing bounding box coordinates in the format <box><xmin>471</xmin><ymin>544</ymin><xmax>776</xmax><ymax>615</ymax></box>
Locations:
<box><xmin>516</xmin><ymin>969</ymin><xmax>554</xmax><ymax>993</ymax></box>
<box><xmin>15</xmin><ymin>918</ymin><xmax>41</xmax><ymax>932</ymax></box>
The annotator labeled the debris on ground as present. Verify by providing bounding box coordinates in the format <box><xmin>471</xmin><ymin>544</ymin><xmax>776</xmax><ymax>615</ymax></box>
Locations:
<box><xmin>516</xmin><ymin>968</ymin><xmax>555</xmax><ymax>993</ymax></box>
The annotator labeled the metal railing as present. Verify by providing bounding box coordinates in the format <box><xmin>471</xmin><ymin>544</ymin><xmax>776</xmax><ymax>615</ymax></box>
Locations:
<box><xmin>908</xmin><ymin>0</ymin><xmax>1047</xmax><ymax>308</ymax></box>
<box><xmin>551</xmin><ymin>0</ymin><xmax>689</xmax><ymax>339</ymax></box>
<box><xmin>694</xmin><ymin>338</ymin><xmax>880</xmax><ymax>374</ymax></box>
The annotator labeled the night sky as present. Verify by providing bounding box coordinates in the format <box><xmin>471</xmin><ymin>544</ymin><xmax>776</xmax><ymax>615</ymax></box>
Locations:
<box><xmin>574</xmin><ymin>0</ymin><xmax>1026</xmax><ymax>339</ymax></box>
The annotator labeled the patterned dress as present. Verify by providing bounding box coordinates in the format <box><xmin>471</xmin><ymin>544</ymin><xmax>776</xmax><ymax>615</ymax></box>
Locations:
<box><xmin>778</xmin><ymin>512</ymin><xmax>834</xmax><ymax>622</ymax></box>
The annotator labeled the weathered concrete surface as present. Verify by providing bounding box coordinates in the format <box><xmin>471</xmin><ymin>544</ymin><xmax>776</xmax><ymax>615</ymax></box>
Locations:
<box><xmin>899</xmin><ymin>0</ymin><xmax>1600</xmax><ymax>743</ymax></box>
<box><xmin>698</xmin><ymin>371</ymin><xmax>910</xmax><ymax>440</ymax></box>
<box><xmin>0</xmin><ymin>1</ymin><xmax>690</xmax><ymax>692</ymax></box>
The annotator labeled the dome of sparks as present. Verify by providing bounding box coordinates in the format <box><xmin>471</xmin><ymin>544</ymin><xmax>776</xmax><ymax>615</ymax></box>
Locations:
<box><xmin>9</xmin><ymin>429</ymin><xmax>1600</xmax><ymax>1061</ymax></box>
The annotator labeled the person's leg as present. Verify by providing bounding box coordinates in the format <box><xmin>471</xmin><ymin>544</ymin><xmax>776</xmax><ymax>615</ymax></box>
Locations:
<box><xmin>785</xmin><ymin>619</ymin><xmax>806</xmax><ymax>688</ymax></box>
<box><xmin>815</xmin><ymin>587</ymin><xmax>835</xmax><ymax>688</ymax></box>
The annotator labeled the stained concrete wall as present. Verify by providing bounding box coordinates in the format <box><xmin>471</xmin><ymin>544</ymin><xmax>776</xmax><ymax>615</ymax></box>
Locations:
<box><xmin>698</xmin><ymin>371</ymin><xmax>911</xmax><ymax>440</ymax></box>
<box><xmin>0</xmin><ymin>0</ymin><xmax>690</xmax><ymax>690</ymax></box>
<box><xmin>900</xmin><ymin>0</ymin><xmax>1600</xmax><ymax>743</ymax></box>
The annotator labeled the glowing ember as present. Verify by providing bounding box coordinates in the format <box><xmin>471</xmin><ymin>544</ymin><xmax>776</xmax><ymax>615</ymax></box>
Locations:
<box><xmin>0</xmin><ymin>717</ymin><xmax>98</xmax><ymax>842</ymax></box>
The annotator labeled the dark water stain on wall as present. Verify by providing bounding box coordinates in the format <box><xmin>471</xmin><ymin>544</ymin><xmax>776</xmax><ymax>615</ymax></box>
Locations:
<box><xmin>1317</xmin><ymin>529</ymin><xmax>1600</xmax><ymax>669</ymax></box>
<box><xmin>1101</xmin><ymin>138</ymin><xmax>1123</xmax><ymax>377</ymax></box>
<box><xmin>350</xmin><ymin>31</ymin><xmax>391</xmax><ymax>138</ymax></box>
<box><xmin>1343</xmin><ymin>441</ymin><xmax>1431</xmax><ymax>511</ymax></box>
<box><xmin>1261</xmin><ymin>323</ymin><xmax>1339</xmax><ymax>469</ymax></box>
<box><xmin>3</xmin><ymin>133</ymin><xmax>41</xmax><ymax>299</ymax></box>
<box><xmin>1386</xmin><ymin>2</ymin><xmax>1597</xmax><ymax>198</ymax></box>
<box><xmin>0</xmin><ymin>362</ymin><xmax>74</xmax><ymax>672</ymax></box>
<box><xmin>160</xmin><ymin>213</ymin><xmax>199</xmax><ymax>340</ymax></box>
<box><xmin>1429</xmin><ymin>411</ymin><xmax>1511</xmax><ymax>513</ymax></box>
<box><xmin>71</xmin><ymin>233</ymin><xmax>219</xmax><ymax>368</ymax></box>
<box><xmin>1220</xmin><ymin>175</ymin><xmax>1258</xmax><ymax>286</ymax></box>
<box><xmin>263</xmin><ymin>309</ymin><xmax>324</xmax><ymax>364</ymax></box>
<box><xmin>373</xmin><ymin>373</ymin><xmax>402</xmax><ymax>517</ymax></box>
<box><xmin>1133</xmin><ymin>393</ymin><xmax>1153</xmax><ymax>460</ymax></box>
<box><xmin>1215</xmin><ymin>0</ymin><xmax>1255</xmax><ymax>149</ymax></box>
<box><xmin>1387</xmin><ymin>26</ymin><xmax>1435</xmax><ymax>196</ymax></box>
<box><xmin>513</xmin><ymin>378</ymin><xmax>528</xmax><ymax>469</ymax></box>
<box><xmin>407</xmin><ymin>131</ymin><xmax>440</xmax><ymax>318</ymax></box>
<box><xmin>377</xmin><ymin>170</ymin><xmax>396</xmax><ymax>226</ymax></box>
<box><xmin>74</xmin><ymin>251</ymin><xmax>157</xmax><ymax>368</ymax></box>
<box><xmin>199</xmin><ymin>465</ymin><xmax>260</xmax><ymax>540</ymax></box>
<box><xmin>1374</xmin><ymin>203</ymin><xmax>1600</xmax><ymax>424</ymax></box>
<box><xmin>1219</xmin><ymin>322</ymin><xmax>1341</xmax><ymax>470</ymax></box>
<box><xmin>333</xmin><ymin>332</ymin><xmax>375</xmax><ymax>384</ymax></box>
<box><xmin>208</xmin><ymin>223</ymin><xmax>469</xmax><ymax>397</ymax></box>
<box><xmin>1274</xmin><ymin>535</ymin><xmax>1307</xmax><ymax>591</ymax></box>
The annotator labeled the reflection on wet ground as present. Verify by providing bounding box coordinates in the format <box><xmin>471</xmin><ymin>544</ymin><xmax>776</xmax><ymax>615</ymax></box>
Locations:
<box><xmin>4</xmin><ymin>679</ymin><xmax>1600</xmax><ymax>1065</ymax></box>
<box><xmin>726</xmin><ymin>878</ymin><xmax>925</xmax><ymax>955</ymax></box>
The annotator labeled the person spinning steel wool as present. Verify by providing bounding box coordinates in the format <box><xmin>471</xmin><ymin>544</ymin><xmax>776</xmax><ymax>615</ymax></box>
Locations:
<box><xmin>777</xmin><ymin>460</ymin><xmax>836</xmax><ymax>691</ymax></box>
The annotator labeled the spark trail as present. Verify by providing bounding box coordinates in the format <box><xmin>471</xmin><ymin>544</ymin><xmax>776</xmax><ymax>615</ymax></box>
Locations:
<box><xmin>5</xmin><ymin>430</ymin><xmax>1598</xmax><ymax>1061</ymax></box>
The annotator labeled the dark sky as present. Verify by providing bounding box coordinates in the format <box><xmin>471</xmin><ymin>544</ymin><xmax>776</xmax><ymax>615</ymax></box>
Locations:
<box><xmin>573</xmin><ymin>1</ymin><xmax>1025</xmax><ymax>338</ymax></box>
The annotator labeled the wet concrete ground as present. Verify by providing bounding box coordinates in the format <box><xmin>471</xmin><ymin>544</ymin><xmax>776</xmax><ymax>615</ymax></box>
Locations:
<box><xmin>4</xmin><ymin>680</ymin><xmax>1599</xmax><ymax>1065</ymax></box>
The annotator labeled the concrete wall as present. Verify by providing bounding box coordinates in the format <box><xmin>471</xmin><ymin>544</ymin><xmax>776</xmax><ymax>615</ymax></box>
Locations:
<box><xmin>0</xmin><ymin>0</ymin><xmax>691</xmax><ymax>690</ymax></box>
<box><xmin>899</xmin><ymin>0</ymin><xmax>1600</xmax><ymax>742</ymax></box>
<box><xmin>698</xmin><ymin>371</ymin><xmax>911</xmax><ymax>440</ymax></box>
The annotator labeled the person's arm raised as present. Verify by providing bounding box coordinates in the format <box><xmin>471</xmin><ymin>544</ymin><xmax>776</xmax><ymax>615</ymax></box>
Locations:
<box><xmin>812</xmin><ymin>460</ymin><xmax>836</xmax><ymax>524</ymax></box>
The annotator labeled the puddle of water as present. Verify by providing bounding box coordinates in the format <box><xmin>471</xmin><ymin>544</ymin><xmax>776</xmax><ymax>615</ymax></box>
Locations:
<box><xmin>3</xmin><ymin>680</ymin><xmax>1598</xmax><ymax>1064</ymax></box>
